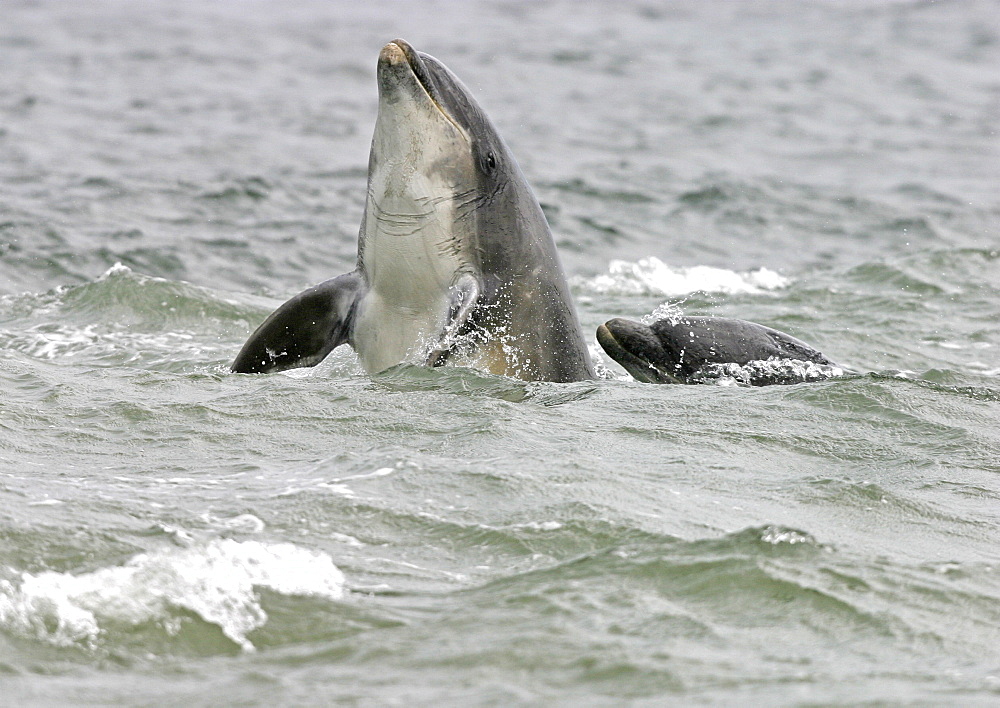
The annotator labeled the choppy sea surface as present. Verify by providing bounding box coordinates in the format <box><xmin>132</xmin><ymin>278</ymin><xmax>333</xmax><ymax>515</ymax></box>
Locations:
<box><xmin>2</xmin><ymin>1</ymin><xmax>999</xmax><ymax>705</ymax></box>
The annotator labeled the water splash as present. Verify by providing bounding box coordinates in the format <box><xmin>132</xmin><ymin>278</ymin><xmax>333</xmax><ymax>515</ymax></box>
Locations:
<box><xmin>0</xmin><ymin>539</ymin><xmax>346</xmax><ymax>652</ymax></box>
<box><xmin>574</xmin><ymin>257</ymin><xmax>789</xmax><ymax>297</ymax></box>
<box><xmin>640</xmin><ymin>301</ymin><xmax>687</xmax><ymax>325</ymax></box>
<box><xmin>690</xmin><ymin>358</ymin><xmax>846</xmax><ymax>386</ymax></box>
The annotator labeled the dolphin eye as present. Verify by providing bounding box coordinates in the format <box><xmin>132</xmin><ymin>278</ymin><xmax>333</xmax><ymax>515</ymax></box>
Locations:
<box><xmin>484</xmin><ymin>151</ymin><xmax>497</xmax><ymax>172</ymax></box>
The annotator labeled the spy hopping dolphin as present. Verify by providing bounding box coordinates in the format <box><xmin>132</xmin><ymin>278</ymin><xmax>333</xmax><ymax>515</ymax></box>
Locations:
<box><xmin>232</xmin><ymin>40</ymin><xmax>595</xmax><ymax>382</ymax></box>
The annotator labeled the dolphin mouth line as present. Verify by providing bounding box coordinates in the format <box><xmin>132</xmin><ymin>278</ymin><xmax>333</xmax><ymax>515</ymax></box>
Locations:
<box><xmin>385</xmin><ymin>40</ymin><xmax>469</xmax><ymax>142</ymax></box>
<box><xmin>596</xmin><ymin>323</ymin><xmax>678</xmax><ymax>384</ymax></box>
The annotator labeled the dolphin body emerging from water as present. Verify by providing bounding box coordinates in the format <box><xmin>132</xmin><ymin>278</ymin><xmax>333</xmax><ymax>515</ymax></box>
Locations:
<box><xmin>233</xmin><ymin>40</ymin><xmax>595</xmax><ymax>382</ymax></box>
<box><xmin>597</xmin><ymin>316</ymin><xmax>838</xmax><ymax>385</ymax></box>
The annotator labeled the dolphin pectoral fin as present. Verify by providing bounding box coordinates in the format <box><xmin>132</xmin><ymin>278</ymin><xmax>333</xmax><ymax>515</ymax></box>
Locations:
<box><xmin>426</xmin><ymin>273</ymin><xmax>481</xmax><ymax>367</ymax></box>
<box><xmin>232</xmin><ymin>272</ymin><xmax>364</xmax><ymax>374</ymax></box>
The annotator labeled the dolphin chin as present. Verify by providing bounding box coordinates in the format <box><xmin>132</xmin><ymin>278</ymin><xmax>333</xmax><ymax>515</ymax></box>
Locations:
<box><xmin>233</xmin><ymin>40</ymin><xmax>595</xmax><ymax>383</ymax></box>
<box><xmin>598</xmin><ymin>316</ymin><xmax>838</xmax><ymax>385</ymax></box>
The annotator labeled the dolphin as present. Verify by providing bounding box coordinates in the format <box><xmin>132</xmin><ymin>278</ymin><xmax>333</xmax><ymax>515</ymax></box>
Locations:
<box><xmin>597</xmin><ymin>316</ymin><xmax>838</xmax><ymax>384</ymax></box>
<box><xmin>232</xmin><ymin>39</ymin><xmax>595</xmax><ymax>382</ymax></box>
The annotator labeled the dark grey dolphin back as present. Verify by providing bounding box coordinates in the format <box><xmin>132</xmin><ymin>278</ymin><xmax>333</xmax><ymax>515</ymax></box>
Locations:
<box><xmin>597</xmin><ymin>315</ymin><xmax>837</xmax><ymax>384</ymax></box>
<box><xmin>649</xmin><ymin>316</ymin><xmax>835</xmax><ymax>380</ymax></box>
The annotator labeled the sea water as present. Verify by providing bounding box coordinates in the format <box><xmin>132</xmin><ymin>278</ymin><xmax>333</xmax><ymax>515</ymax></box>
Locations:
<box><xmin>1</xmin><ymin>1</ymin><xmax>999</xmax><ymax>705</ymax></box>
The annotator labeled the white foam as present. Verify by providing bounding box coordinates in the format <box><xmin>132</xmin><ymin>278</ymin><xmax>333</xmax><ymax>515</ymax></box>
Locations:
<box><xmin>575</xmin><ymin>257</ymin><xmax>789</xmax><ymax>296</ymax></box>
<box><xmin>204</xmin><ymin>513</ymin><xmax>266</xmax><ymax>534</ymax></box>
<box><xmin>514</xmin><ymin>521</ymin><xmax>564</xmax><ymax>531</ymax></box>
<box><xmin>330</xmin><ymin>467</ymin><xmax>396</xmax><ymax>483</ymax></box>
<box><xmin>691</xmin><ymin>358</ymin><xmax>846</xmax><ymax>386</ymax></box>
<box><xmin>760</xmin><ymin>526</ymin><xmax>815</xmax><ymax>546</ymax></box>
<box><xmin>0</xmin><ymin>323</ymin><xmax>224</xmax><ymax>362</ymax></box>
<box><xmin>588</xmin><ymin>343</ymin><xmax>628</xmax><ymax>380</ymax></box>
<box><xmin>0</xmin><ymin>539</ymin><xmax>345</xmax><ymax>652</ymax></box>
<box><xmin>97</xmin><ymin>262</ymin><xmax>134</xmax><ymax>280</ymax></box>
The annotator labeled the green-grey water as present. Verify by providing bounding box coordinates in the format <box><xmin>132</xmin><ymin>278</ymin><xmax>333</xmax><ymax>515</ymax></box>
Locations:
<box><xmin>2</xmin><ymin>1</ymin><xmax>999</xmax><ymax>705</ymax></box>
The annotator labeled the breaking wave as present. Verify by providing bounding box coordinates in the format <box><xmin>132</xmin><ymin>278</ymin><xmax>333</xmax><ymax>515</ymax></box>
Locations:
<box><xmin>0</xmin><ymin>539</ymin><xmax>346</xmax><ymax>652</ymax></box>
<box><xmin>574</xmin><ymin>257</ymin><xmax>789</xmax><ymax>296</ymax></box>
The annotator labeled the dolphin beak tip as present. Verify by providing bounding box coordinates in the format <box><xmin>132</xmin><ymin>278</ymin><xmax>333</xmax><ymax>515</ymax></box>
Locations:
<box><xmin>380</xmin><ymin>41</ymin><xmax>407</xmax><ymax>65</ymax></box>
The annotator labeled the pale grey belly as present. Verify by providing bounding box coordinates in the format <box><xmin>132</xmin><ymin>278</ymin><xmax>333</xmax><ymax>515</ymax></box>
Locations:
<box><xmin>351</xmin><ymin>289</ymin><xmax>450</xmax><ymax>374</ymax></box>
<box><xmin>353</xmin><ymin>225</ymin><xmax>472</xmax><ymax>373</ymax></box>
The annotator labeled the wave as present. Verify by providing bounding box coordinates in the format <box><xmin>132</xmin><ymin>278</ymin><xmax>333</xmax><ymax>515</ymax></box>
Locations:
<box><xmin>2</xmin><ymin>263</ymin><xmax>250</xmax><ymax>323</ymax></box>
<box><xmin>0</xmin><ymin>539</ymin><xmax>345</xmax><ymax>652</ymax></box>
<box><xmin>0</xmin><ymin>264</ymin><xmax>264</xmax><ymax>369</ymax></box>
<box><xmin>838</xmin><ymin>248</ymin><xmax>999</xmax><ymax>298</ymax></box>
<box><xmin>573</xmin><ymin>257</ymin><xmax>788</xmax><ymax>297</ymax></box>
<box><xmin>0</xmin><ymin>323</ymin><xmax>230</xmax><ymax>369</ymax></box>
<box><xmin>0</xmin><ymin>264</ymin><xmax>257</xmax><ymax>331</ymax></box>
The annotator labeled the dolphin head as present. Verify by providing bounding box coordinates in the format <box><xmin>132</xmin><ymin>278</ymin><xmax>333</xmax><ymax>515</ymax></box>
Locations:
<box><xmin>597</xmin><ymin>318</ymin><xmax>683</xmax><ymax>384</ymax></box>
<box><xmin>366</xmin><ymin>40</ymin><xmax>512</xmax><ymax>231</ymax></box>
<box><xmin>376</xmin><ymin>40</ymin><xmax>509</xmax><ymax>183</ymax></box>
